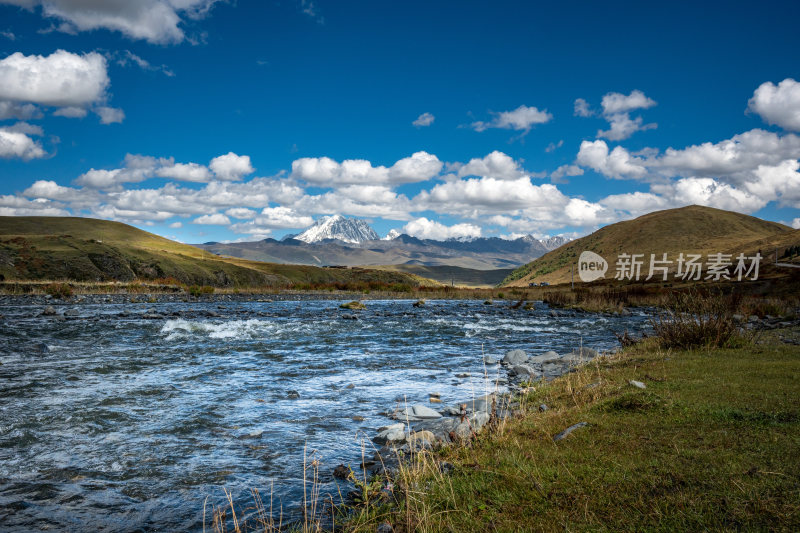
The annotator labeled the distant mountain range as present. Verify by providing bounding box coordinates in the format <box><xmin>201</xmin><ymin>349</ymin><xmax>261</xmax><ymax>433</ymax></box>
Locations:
<box><xmin>197</xmin><ymin>215</ymin><xmax>571</xmax><ymax>271</ymax></box>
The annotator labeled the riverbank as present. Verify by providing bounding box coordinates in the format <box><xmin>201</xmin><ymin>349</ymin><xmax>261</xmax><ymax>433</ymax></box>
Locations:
<box><xmin>338</xmin><ymin>329</ymin><xmax>800</xmax><ymax>531</ymax></box>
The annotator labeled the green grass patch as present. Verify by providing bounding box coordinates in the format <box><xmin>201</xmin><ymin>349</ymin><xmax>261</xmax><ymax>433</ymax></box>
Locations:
<box><xmin>342</xmin><ymin>335</ymin><xmax>800</xmax><ymax>532</ymax></box>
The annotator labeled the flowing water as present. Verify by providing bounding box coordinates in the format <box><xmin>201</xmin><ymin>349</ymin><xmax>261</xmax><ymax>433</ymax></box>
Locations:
<box><xmin>0</xmin><ymin>298</ymin><xmax>650</xmax><ymax>531</ymax></box>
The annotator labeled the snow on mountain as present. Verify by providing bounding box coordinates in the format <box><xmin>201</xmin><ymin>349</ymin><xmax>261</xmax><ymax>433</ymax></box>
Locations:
<box><xmin>294</xmin><ymin>215</ymin><xmax>380</xmax><ymax>244</ymax></box>
<box><xmin>540</xmin><ymin>235</ymin><xmax>571</xmax><ymax>250</ymax></box>
<box><xmin>382</xmin><ymin>229</ymin><xmax>401</xmax><ymax>241</ymax></box>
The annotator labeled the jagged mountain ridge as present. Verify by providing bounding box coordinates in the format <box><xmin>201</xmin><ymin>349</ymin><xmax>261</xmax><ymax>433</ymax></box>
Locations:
<box><xmin>294</xmin><ymin>215</ymin><xmax>379</xmax><ymax>244</ymax></box>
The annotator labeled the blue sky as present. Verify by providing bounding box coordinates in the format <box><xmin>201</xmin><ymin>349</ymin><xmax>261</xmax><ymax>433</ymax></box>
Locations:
<box><xmin>1</xmin><ymin>0</ymin><xmax>800</xmax><ymax>243</ymax></box>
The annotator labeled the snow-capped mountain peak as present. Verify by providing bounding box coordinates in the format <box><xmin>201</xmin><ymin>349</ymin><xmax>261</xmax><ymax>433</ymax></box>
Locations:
<box><xmin>540</xmin><ymin>235</ymin><xmax>571</xmax><ymax>250</ymax></box>
<box><xmin>294</xmin><ymin>215</ymin><xmax>379</xmax><ymax>244</ymax></box>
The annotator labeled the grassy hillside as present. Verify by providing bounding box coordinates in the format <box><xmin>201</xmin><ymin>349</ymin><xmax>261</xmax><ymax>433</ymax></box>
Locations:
<box><xmin>0</xmin><ymin>217</ymin><xmax>422</xmax><ymax>289</ymax></box>
<box><xmin>503</xmin><ymin>205</ymin><xmax>796</xmax><ymax>286</ymax></box>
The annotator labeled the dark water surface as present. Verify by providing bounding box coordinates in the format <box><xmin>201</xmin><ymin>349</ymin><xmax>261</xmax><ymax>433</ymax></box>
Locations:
<box><xmin>0</xmin><ymin>298</ymin><xmax>650</xmax><ymax>531</ymax></box>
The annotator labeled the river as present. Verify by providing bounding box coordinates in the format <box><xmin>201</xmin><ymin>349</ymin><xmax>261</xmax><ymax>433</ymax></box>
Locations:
<box><xmin>0</xmin><ymin>297</ymin><xmax>651</xmax><ymax>531</ymax></box>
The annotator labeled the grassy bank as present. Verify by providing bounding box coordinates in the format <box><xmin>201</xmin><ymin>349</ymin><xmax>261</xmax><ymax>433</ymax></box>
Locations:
<box><xmin>0</xmin><ymin>280</ymin><xmax>520</xmax><ymax>301</ymax></box>
<box><xmin>341</xmin><ymin>333</ymin><xmax>800</xmax><ymax>531</ymax></box>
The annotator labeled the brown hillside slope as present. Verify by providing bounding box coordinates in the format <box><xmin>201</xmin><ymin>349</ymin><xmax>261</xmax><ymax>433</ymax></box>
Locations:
<box><xmin>0</xmin><ymin>216</ymin><xmax>422</xmax><ymax>288</ymax></box>
<box><xmin>503</xmin><ymin>205</ymin><xmax>796</xmax><ymax>287</ymax></box>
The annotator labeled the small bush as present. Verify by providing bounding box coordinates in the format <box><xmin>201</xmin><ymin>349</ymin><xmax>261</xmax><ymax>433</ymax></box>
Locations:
<box><xmin>651</xmin><ymin>290</ymin><xmax>744</xmax><ymax>349</ymax></box>
<box><xmin>44</xmin><ymin>282</ymin><xmax>72</xmax><ymax>299</ymax></box>
<box><xmin>614</xmin><ymin>328</ymin><xmax>646</xmax><ymax>347</ymax></box>
<box><xmin>187</xmin><ymin>285</ymin><xmax>215</xmax><ymax>297</ymax></box>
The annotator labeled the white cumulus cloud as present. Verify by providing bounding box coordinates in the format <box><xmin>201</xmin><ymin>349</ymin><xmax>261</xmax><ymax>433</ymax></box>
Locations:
<box><xmin>96</xmin><ymin>106</ymin><xmax>124</xmax><ymax>124</ymax></box>
<box><xmin>0</xmin><ymin>50</ymin><xmax>111</xmax><ymax>116</ymax></box>
<box><xmin>230</xmin><ymin>206</ymin><xmax>314</xmax><ymax>235</ymax></box>
<box><xmin>0</xmin><ymin>101</ymin><xmax>41</xmax><ymax>120</ymax></box>
<box><xmin>224</xmin><ymin>207</ymin><xmax>256</xmax><ymax>219</ymax></box>
<box><xmin>291</xmin><ymin>151</ymin><xmax>441</xmax><ymax>186</ymax></box>
<box><xmin>412</xmin><ymin>112</ymin><xmax>435</xmax><ymax>127</ymax></box>
<box><xmin>550</xmin><ymin>164</ymin><xmax>584</xmax><ymax>181</ymax></box>
<box><xmin>456</xmin><ymin>151</ymin><xmax>527</xmax><ymax>180</ymax></box>
<box><xmin>573</xmin><ymin>98</ymin><xmax>592</xmax><ymax>117</ymax></box>
<box><xmin>209</xmin><ymin>152</ymin><xmax>254</xmax><ymax>181</ymax></box>
<box><xmin>600</xmin><ymin>89</ymin><xmax>657</xmax><ymax>115</ymax></box>
<box><xmin>0</xmin><ymin>0</ymin><xmax>223</xmax><ymax>44</ymax></box>
<box><xmin>401</xmin><ymin>217</ymin><xmax>482</xmax><ymax>240</ymax></box>
<box><xmin>193</xmin><ymin>213</ymin><xmax>231</xmax><ymax>225</ymax></box>
<box><xmin>596</xmin><ymin>90</ymin><xmax>657</xmax><ymax>141</ymax></box>
<box><xmin>576</xmin><ymin>140</ymin><xmax>647</xmax><ymax>179</ymax></box>
<box><xmin>0</xmin><ymin>126</ymin><xmax>46</xmax><ymax>160</ymax></box>
<box><xmin>471</xmin><ymin>105</ymin><xmax>552</xmax><ymax>133</ymax></box>
<box><xmin>156</xmin><ymin>162</ymin><xmax>212</xmax><ymax>182</ymax></box>
<box><xmin>748</xmin><ymin>78</ymin><xmax>800</xmax><ymax>132</ymax></box>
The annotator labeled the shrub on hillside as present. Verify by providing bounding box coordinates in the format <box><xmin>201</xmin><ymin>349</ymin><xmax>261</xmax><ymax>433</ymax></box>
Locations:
<box><xmin>44</xmin><ymin>282</ymin><xmax>72</xmax><ymax>299</ymax></box>
<box><xmin>187</xmin><ymin>285</ymin><xmax>215</xmax><ymax>297</ymax></box>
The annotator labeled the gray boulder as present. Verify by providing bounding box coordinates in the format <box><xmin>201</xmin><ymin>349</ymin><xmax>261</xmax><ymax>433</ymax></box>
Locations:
<box><xmin>502</xmin><ymin>349</ymin><xmax>528</xmax><ymax>365</ymax></box>
<box><xmin>469</xmin><ymin>411</ymin><xmax>490</xmax><ymax>432</ymax></box>
<box><xmin>459</xmin><ymin>394</ymin><xmax>495</xmax><ymax>414</ymax></box>
<box><xmin>542</xmin><ymin>361</ymin><xmax>569</xmax><ymax>379</ymax></box>
<box><xmin>453</xmin><ymin>421</ymin><xmax>473</xmax><ymax>440</ymax></box>
<box><xmin>440</xmin><ymin>405</ymin><xmax>462</xmax><ymax>416</ymax></box>
<box><xmin>510</xmin><ymin>364</ymin><xmax>538</xmax><ymax>378</ymax></box>
<box><xmin>392</xmin><ymin>404</ymin><xmax>442</xmax><ymax>421</ymax></box>
<box><xmin>374</xmin><ymin>423</ymin><xmax>407</xmax><ymax>445</ymax></box>
<box><xmin>529</xmin><ymin>350</ymin><xmax>560</xmax><ymax>363</ymax></box>
<box><xmin>453</xmin><ymin>411</ymin><xmax>490</xmax><ymax>441</ymax></box>
<box><xmin>483</xmin><ymin>356</ymin><xmax>498</xmax><ymax>365</ymax></box>
<box><xmin>41</xmin><ymin>306</ymin><xmax>57</xmax><ymax>316</ymax></box>
<box><xmin>412</xmin><ymin>417</ymin><xmax>459</xmax><ymax>442</ymax></box>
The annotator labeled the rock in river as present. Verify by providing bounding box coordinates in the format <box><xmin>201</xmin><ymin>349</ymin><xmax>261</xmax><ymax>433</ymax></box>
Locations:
<box><xmin>332</xmin><ymin>464</ymin><xmax>350</xmax><ymax>479</ymax></box>
<box><xmin>529</xmin><ymin>350</ymin><xmax>560</xmax><ymax>364</ymax></box>
<box><xmin>392</xmin><ymin>404</ymin><xmax>442</xmax><ymax>421</ymax></box>
<box><xmin>510</xmin><ymin>364</ymin><xmax>538</xmax><ymax>378</ymax></box>
<box><xmin>502</xmin><ymin>349</ymin><xmax>528</xmax><ymax>365</ymax></box>
<box><xmin>374</xmin><ymin>423</ymin><xmax>407</xmax><ymax>445</ymax></box>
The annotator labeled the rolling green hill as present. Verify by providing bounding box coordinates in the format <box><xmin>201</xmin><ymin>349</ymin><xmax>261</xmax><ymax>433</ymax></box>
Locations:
<box><xmin>0</xmin><ymin>217</ymin><xmax>422</xmax><ymax>288</ymax></box>
<box><xmin>502</xmin><ymin>205</ymin><xmax>797</xmax><ymax>287</ymax></box>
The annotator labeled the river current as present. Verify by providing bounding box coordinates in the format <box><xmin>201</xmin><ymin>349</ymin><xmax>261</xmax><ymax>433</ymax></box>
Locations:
<box><xmin>0</xmin><ymin>297</ymin><xmax>650</xmax><ymax>531</ymax></box>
